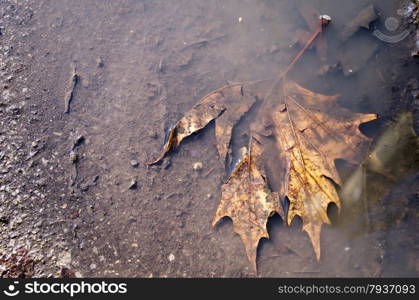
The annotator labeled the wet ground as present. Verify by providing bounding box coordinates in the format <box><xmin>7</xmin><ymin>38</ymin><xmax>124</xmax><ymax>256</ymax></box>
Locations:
<box><xmin>0</xmin><ymin>0</ymin><xmax>418</xmax><ymax>277</ymax></box>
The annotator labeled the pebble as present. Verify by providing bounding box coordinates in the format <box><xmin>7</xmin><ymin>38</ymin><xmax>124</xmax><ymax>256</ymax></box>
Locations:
<box><xmin>73</xmin><ymin>135</ymin><xmax>85</xmax><ymax>148</ymax></box>
<box><xmin>149</xmin><ymin>132</ymin><xmax>158</xmax><ymax>139</ymax></box>
<box><xmin>96</xmin><ymin>57</ymin><xmax>104</xmax><ymax>68</ymax></box>
<box><xmin>69</xmin><ymin>151</ymin><xmax>78</xmax><ymax>163</ymax></box>
<box><xmin>193</xmin><ymin>162</ymin><xmax>203</xmax><ymax>171</ymax></box>
<box><xmin>168</xmin><ymin>253</ymin><xmax>175</xmax><ymax>262</ymax></box>
<box><xmin>130</xmin><ymin>160</ymin><xmax>139</xmax><ymax>168</ymax></box>
<box><xmin>128</xmin><ymin>178</ymin><xmax>137</xmax><ymax>190</ymax></box>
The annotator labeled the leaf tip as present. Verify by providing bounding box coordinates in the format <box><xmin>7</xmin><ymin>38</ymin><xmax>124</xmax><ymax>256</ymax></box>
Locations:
<box><xmin>303</xmin><ymin>222</ymin><xmax>322</xmax><ymax>261</ymax></box>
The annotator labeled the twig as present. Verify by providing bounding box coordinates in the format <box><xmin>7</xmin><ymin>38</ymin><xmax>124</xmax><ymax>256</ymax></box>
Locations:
<box><xmin>278</xmin><ymin>15</ymin><xmax>331</xmax><ymax>79</ymax></box>
<box><xmin>262</xmin><ymin>15</ymin><xmax>331</xmax><ymax>103</ymax></box>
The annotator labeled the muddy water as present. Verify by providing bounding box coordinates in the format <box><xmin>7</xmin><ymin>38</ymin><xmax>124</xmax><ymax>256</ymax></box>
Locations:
<box><xmin>27</xmin><ymin>0</ymin><xmax>418</xmax><ymax>277</ymax></box>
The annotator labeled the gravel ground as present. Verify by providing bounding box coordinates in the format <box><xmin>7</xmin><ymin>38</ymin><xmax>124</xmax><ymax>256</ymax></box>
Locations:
<box><xmin>0</xmin><ymin>0</ymin><xmax>76</xmax><ymax>277</ymax></box>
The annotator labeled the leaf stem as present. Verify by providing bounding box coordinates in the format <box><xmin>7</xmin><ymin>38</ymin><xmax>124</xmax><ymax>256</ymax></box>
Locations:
<box><xmin>278</xmin><ymin>15</ymin><xmax>331</xmax><ymax>79</ymax></box>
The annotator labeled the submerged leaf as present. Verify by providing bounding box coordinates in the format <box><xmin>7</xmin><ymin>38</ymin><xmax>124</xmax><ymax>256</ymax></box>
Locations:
<box><xmin>150</xmin><ymin>85</ymin><xmax>257</xmax><ymax>165</ymax></box>
<box><xmin>150</xmin><ymin>76</ymin><xmax>376</xmax><ymax>270</ymax></box>
<box><xmin>255</xmin><ymin>81</ymin><xmax>376</xmax><ymax>259</ymax></box>
<box><xmin>340</xmin><ymin>4</ymin><xmax>377</xmax><ymax>42</ymax></box>
<box><xmin>212</xmin><ymin>138</ymin><xmax>284</xmax><ymax>273</ymax></box>
<box><xmin>149</xmin><ymin>91</ymin><xmax>226</xmax><ymax>164</ymax></box>
<box><xmin>368</xmin><ymin>112</ymin><xmax>419</xmax><ymax>180</ymax></box>
<box><xmin>215</xmin><ymin>85</ymin><xmax>258</xmax><ymax>165</ymax></box>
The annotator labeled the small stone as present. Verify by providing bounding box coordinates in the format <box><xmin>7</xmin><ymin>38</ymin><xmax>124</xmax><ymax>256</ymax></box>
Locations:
<box><xmin>128</xmin><ymin>178</ymin><xmax>137</xmax><ymax>190</ymax></box>
<box><xmin>158</xmin><ymin>58</ymin><xmax>164</xmax><ymax>72</ymax></box>
<box><xmin>0</xmin><ymin>216</ymin><xmax>9</xmax><ymax>224</ymax></box>
<box><xmin>69</xmin><ymin>151</ymin><xmax>78</xmax><ymax>163</ymax></box>
<box><xmin>96</xmin><ymin>57</ymin><xmax>104</xmax><ymax>68</ymax></box>
<box><xmin>79</xmin><ymin>241</ymin><xmax>85</xmax><ymax>250</ymax></box>
<box><xmin>193</xmin><ymin>162</ymin><xmax>203</xmax><ymax>171</ymax></box>
<box><xmin>130</xmin><ymin>160</ymin><xmax>139</xmax><ymax>168</ymax></box>
<box><xmin>168</xmin><ymin>253</ymin><xmax>175</xmax><ymax>262</ymax></box>
<box><xmin>80</xmin><ymin>184</ymin><xmax>89</xmax><ymax>192</ymax></box>
<box><xmin>87</xmin><ymin>205</ymin><xmax>94</xmax><ymax>215</ymax></box>
<box><xmin>73</xmin><ymin>135</ymin><xmax>85</xmax><ymax>148</ymax></box>
<box><xmin>149</xmin><ymin>132</ymin><xmax>158</xmax><ymax>139</ymax></box>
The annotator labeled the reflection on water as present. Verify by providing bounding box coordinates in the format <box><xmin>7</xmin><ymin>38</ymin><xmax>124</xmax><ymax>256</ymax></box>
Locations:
<box><xmin>341</xmin><ymin>113</ymin><xmax>419</xmax><ymax>235</ymax></box>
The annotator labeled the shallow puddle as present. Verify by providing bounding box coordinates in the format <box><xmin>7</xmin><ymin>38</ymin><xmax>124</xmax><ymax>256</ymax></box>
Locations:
<box><xmin>19</xmin><ymin>0</ymin><xmax>419</xmax><ymax>277</ymax></box>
